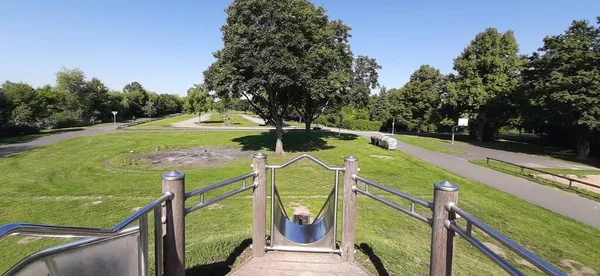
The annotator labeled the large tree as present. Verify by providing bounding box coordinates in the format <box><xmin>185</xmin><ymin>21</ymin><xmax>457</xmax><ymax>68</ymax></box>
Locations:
<box><xmin>447</xmin><ymin>28</ymin><xmax>525</xmax><ymax>140</ymax></box>
<box><xmin>295</xmin><ymin>19</ymin><xmax>354</xmax><ymax>132</ymax></box>
<box><xmin>205</xmin><ymin>0</ymin><xmax>346</xmax><ymax>154</ymax></box>
<box><xmin>522</xmin><ymin>18</ymin><xmax>600</xmax><ymax>159</ymax></box>
<box><xmin>347</xmin><ymin>55</ymin><xmax>381</xmax><ymax>109</ymax></box>
<box><xmin>392</xmin><ymin>65</ymin><xmax>444</xmax><ymax>130</ymax></box>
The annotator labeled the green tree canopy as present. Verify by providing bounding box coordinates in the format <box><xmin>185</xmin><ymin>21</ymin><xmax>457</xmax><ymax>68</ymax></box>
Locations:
<box><xmin>522</xmin><ymin>17</ymin><xmax>600</xmax><ymax>158</ymax></box>
<box><xmin>205</xmin><ymin>0</ymin><xmax>351</xmax><ymax>153</ymax></box>
<box><xmin>447</xmin><ymin>28</ymin><xmax>525</xmax><ymax>140</ymax></box>
<box><xmin>184</xmin><ymin>84</ymin><xmax>212</xmax><ymax>122</ymax></box>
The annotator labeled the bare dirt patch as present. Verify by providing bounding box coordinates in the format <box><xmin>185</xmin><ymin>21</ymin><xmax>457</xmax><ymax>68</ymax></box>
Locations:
<box><xmin>516</xmin><ymin>259</ymin><xmax>540</xmax><ymax>271</ymax></box>
<box><xmin>560</xmin><ymin>259</ymin><xmax>597</xmax><ymax>276</ymax></box>
<box><xmin>536</xmin><ymin>174</ymin><xmax>600</xmax><ymax>194</ymax></box>
<box><xmin>108</xmin><ymin>146</ymin><xmax>254</xmax><ymax>171</ymax></box>
<box><xmin>207</xmin><ymin>203</ymin><xmax>224</xmax><ymax>210</ymax></box>
<box><xmin>482</xmin><ymin>242</ymin><xmax>506</xmax><ymax>258</ymax></box>
<box><xmin>18</xmin><ymin>237</ymin><xmax>41</xmax><ymax>244</ymax></box>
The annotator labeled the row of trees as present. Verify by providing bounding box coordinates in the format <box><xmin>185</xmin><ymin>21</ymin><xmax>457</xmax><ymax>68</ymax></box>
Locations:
<box><xmin>367</xmin><ymin>17</ymin><xmax>600</xmax><ymax>159</ymax></box>
<box><xmin>202</xmin><ymin>0</ymin><xmax>599</xmax><ymax>158</ymax></box>
<box><xmin>0</xmin><ymin>68</ymin><xmax>184</xmax><ymax>135</ymax></box>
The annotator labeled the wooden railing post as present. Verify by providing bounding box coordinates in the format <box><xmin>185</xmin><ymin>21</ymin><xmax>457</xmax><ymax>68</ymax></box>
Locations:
<box><xmin>162</xmin><ymin>171</ymin><xmax>186</xmax><ymax>276</ymax></box>
<box><xmin>430</xmin><ymin>181</ymin><xmax>459</xmax><ymax>276</ymax></box>
<box><xmin>341</xmin><ymin>156</ymin><xmax>358</xmax><ymax>262</ymax></box>
<box><xmin>252</xmin><ymin>153</ymin><xmax>267</xmax><ymax>257</ymax></box>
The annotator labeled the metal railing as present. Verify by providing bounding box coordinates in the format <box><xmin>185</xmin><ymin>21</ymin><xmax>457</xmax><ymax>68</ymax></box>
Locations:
<box><xmin>1</xmin><ymin>154</ymin><xmax>569</xmax><ymax>276</ymax></box>
<box><xmin>486</xmin><ymin>157</ymin><xmax>600</xmax><ymax>189</ymax></box>
<box><xmin>185</xmin><ymin>171</ymin><xmax>257</xmax><ymax>214</ymax></box>
<box><xmin>348</xmin><ymin>157</ymin><xmax>566</xmax><ymax>275</ymax></box>
<box><xmin>445</xmin><ymin>204</ymin><xmax>565</xmax><ymax>276</ymax></box>
<box><xmin>353</xmin><ymin>175</ymin><xmax>431</xmax><ymax>224</ymax></box>
<box><xmin>0</xmin><ymin>191</ymin><xmax>173</xmax><ymax>276</ymax></box>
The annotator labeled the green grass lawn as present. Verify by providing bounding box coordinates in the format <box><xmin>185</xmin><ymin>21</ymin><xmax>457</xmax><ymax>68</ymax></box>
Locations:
<box><xmin>393</xmin><ymin>134</ymin><xmax>468</xmax><ymax>154</ymax></box>
<box><xmin>130</xmin><ymin>113</ymin><xmax>197</xmax><ymax>128</ymax></box>
<box><xmin>199</xmin><ymin>112</ymin><xmax>263</xmax><ymax>127</ymax></box>
<box><xmin>0</xmin><ymin>132</ymin><xmax>598</xmax><ymax>275</ymax></box>
<box><xmin>470</xmin><ymin>159</ymin><xmax>600</xmax><ymax>202</ymax></box>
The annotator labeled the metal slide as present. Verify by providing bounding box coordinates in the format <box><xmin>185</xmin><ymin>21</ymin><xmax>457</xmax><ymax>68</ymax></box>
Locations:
<box><xmin>269</xmin><ymin>186</ymin><xmax>338</xmax><ymax>252</ymax></box>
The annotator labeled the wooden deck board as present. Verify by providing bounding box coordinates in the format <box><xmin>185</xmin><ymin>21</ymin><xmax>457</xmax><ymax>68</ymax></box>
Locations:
<box><xmin>229</xmin><ymin>251</ymin><xmax>369</xmax><ymax>276</ymax></box>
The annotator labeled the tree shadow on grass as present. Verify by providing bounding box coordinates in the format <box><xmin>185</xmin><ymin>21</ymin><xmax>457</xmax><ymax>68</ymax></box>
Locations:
<box><xmin>186</xmin><ymin>238</ymin><xmax>252</xmax><ymax>276</ymax></box>
<box><xmin>357</xmin><ymin>243</ymin><xmax>389</xmax><ymax>276</ymax></box>
<box><xmin>231</xmin><ymin>130</ymin><xmax>357</xmax><ymax>153</ymax></box>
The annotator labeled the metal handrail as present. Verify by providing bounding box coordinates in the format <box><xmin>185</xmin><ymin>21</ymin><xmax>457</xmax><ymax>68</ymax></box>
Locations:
<box><xmin>446</xmin><ymin>204</ymin><xmax>566</xmax><ymax>276</ymax></box>
<box><xmin>354</xmin><ymin>175</ymin><xmax>431</xmax><ymax>208</ymax></box>
<box><xmin>352</xmin><ymin>175</ymin><xmax>431</xmax><ymax>224</ymax></box>
<box><xmin>0</xmin><ymin>192</ymin><xmax>173</xmax><ymax>240</ymax></box>
<box><xmin>185</xmin><ymin>171</ymin><xmax>258</xmax><ymax>214</ymax></box>
<box><xmin>266</xmin><ymin>154</ymin><xmax>344</xmax><ymax>171</ymax></box>
<box><xmin>486</xmin><ymin>157</ymin><xmax>600</xmax><ymax>189</ymax></box>
<box><xmin>185</xmin><ymin>171</ymin><xmax>256</xmax><ymax>198</ymax></box>
<box><xmin>354</xmin><ymin>189</ymin><xmax>430</xmax><ymax>224</ymax></box>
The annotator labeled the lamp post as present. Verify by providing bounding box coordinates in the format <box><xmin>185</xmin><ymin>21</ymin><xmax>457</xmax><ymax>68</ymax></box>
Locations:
<box><xmin>112</xmin><ymin>111</ymin><xmax>118</xmax><ymax>132</ymax></box>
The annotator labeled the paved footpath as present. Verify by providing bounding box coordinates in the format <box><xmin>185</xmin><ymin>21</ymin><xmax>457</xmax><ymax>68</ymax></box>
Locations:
<box><xmin>0</xmin><ymin>124</ymin><xmax>120</xmax><ymax>157</ymax></box>
<box><xmin>393</xmin><ymin>139</ymin><xmax>600</xmax><ymax>229</ymax></box>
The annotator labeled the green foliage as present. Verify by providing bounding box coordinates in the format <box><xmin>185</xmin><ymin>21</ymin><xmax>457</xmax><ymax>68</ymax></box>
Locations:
<box><xmin>446</xmin><ymin>28</ymin><xmax>526</xmax><ymax>141</ymax></box>
<box><xmin>388</xmin><ymin>65</ymin><xmax>444</xmax><ymax>131</ymax></box>
<box><xmin>521</xmin><ymin>18</ymin><xmax>600</xmax><ymax>158</ymax></box>
<box><xmin>205</xmin><ymin>0</ymin><xmax>357</xmax><ymax>152</ymax></box>
<box><xmin>342</xmin><ymin>119</ymin><xmax>382</xmax><ymax>131</ymax></box>
<box><xmin>184</xmin><ymin>84</ymin><xmax>212</xmax><ymax>121</ymax></box>
<box><xmin>370</xmin><ymin>87</ymin><xmax>391</xmax><ymax>122</ymax></box>
<box><xmin>346</xmin><ymin>55</ymin><xmax>382</xmax><ymax>109</ymax></box>
<box><xmin>1</xmin><ymin>82</ymin><xmax>45</xmax><ymax>127</ymax></box>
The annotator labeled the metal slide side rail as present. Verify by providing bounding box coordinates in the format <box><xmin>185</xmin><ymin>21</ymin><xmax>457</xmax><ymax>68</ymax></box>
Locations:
<box><xmin>266</xmin><ymin>154</ymin><xmax>344</xmax><ymax>171</ymax></box>
<box><xmin>445</xmin><ymin>204</ymin><xmax>566</xmax><ymax>276</ymax></box>
<box><xmin>185</xmin><ymin>171</ymin><xmax>257</xmax><ymax>214</ymax></box>
<box><xmin>0</xmin><ymin>192</ymin><xmax>172</xmax><ymax>240</ymax></box>
<box><xmin>486</xmin><ymin>157</ymin><xmax>600</xmax><ymax>189</ymax></box>
<box><xmin>352</xmin><ymin>175</ymin><xmax>432</xmax><ymax>224</ymax></box>
<box><xmin>0</xmin><ymin>191</ymin><xmax>173</xmax><ymax>276</ymax></box>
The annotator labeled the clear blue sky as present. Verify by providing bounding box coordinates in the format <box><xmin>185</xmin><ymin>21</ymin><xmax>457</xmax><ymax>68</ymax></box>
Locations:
<box><xmin>1</xmin><ymin>0</ymin><xmax>598</xmax><ymax>96</ymax></box>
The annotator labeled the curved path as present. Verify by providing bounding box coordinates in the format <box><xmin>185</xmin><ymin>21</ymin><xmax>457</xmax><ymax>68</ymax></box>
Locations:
<box><xmin>171</xmin><ymin>113</ymin><xmax>212</xmax><ymax>128</ymax></box>
<box><xmin>393</xmin><ymin>136</ymin><xmax>600</xmax><ymax>228</ymax></box>
<box><xmin>0</xmin><ymin>124</ymin><xmax>120</xmax><ymax>158</ymax></box>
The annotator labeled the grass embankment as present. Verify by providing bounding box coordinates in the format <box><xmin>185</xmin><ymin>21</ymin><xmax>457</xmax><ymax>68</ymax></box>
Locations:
<box><xmin>471</xmin><ymin>159</ymin><xmax>600</xmax><ymax>202</ymax></box>
<box><xmin>130</xmin><ymin>114</ymin><xmax>197</xmax><ymax>128</ymax></box>
<box><xmin>0</xmin><ymin>132</ymin><xmax>598</xmax><ymax>275</ymax></box>
<box><xmin>393</xmin><ymin>134</ymin><xmax>468</xmax><ymax>154</ymax></box>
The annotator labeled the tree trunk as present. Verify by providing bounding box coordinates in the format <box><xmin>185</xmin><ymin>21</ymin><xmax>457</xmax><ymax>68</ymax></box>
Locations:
<box><xmin>576</xmin><ymin>137</ymin><xmax>590</xmax><ymax>160</ymax></box>
<box><xmin>305</xmin><ymin>115</ymin><xmax>311</xmax><ymax>132</ymax></box>
<box><xmin>198</xmin><ymin>112</ymin><xmax>202</xmax><ymax>123</ymax></box>
<box><xmin>477</xmin><ymin>123</ymin><xmax>484</xmax><ymax>141</ymax></box>
<box><xmin>275</xmin><ymin>120</ymin><xmax>285</xmax><ymax>154</ymax></box>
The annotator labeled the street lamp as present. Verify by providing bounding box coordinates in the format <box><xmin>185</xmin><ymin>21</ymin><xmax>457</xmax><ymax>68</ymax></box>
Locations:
<box><xmin>112</xmin><ymin>111</ymin><xmax>118</xmax><ymax>132</ymax></box>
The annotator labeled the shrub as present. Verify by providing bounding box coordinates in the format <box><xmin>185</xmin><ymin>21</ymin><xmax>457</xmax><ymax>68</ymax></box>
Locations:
<box><xmin>342</xmin><ymin>119</ymin><xmax>383</xmax><ymax>131</ymax></box>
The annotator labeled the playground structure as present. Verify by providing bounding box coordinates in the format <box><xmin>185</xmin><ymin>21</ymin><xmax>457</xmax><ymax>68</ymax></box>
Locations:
<box><xmin>0</xmin><ymin>154</ymin><xmax>566</xmax><ymax>276</ymax></box>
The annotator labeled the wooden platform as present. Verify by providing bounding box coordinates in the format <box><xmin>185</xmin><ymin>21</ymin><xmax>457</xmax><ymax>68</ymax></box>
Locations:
<box><xmin>229</xmin><ymin>251</ymin><xmax>369</xmax><ymax>276</ymax></box>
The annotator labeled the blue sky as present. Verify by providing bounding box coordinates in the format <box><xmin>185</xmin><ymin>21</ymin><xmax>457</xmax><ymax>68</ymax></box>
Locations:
<box><xmin>1</xmin><ymin>0</ymin><xmax>598</xmax><ymax>96</ymax></box>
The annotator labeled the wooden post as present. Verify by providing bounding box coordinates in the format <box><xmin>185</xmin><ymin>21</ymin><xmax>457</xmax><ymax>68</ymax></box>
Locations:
<box><xmin>430</xmin><ymin>181</ymin><xmax>459</xmax><ymax>276</ymax></box>
<box><xmin>162</xmin><ymin>171</ymin><xmax>186</xmax><ymax>276</ymax></box>
<box><xmin>341</xmin><ymin>156</ymin><xmax>358</xmax><ymax>262</ymax></box>
<box><xmin>252</xmin><ymin>153</ymin><xmax>267</xmax><ymax>257</ymax></box>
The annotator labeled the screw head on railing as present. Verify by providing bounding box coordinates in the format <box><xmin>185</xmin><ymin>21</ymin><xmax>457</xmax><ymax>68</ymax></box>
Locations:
<box><xmin>434</xmin><ymin>181</ymin><xmax>459</xmax><ymax>192</ymax></box>
<box><xmin>162</xmin><ymin>171</ymin><xmax>185</xmax><ymax>181</ymax></box>
<box><xmin>253</xmin><ymin>152</ymin><xmax>267</xmax><ymax>159</ymax></box>
<box><xmin>344</xmin><ymin>155</ymin><xmax>358</xmax><ymax>162</ymax></box>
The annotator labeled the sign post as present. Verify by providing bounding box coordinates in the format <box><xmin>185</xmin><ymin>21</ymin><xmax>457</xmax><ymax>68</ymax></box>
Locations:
<box><xmin>452</xmin><ymin>118</ymin><xmax>468</xmax><ymax>145</ymax></box>
<box><xmin>112</xmin><ymin>111</ymin><xmax>118</xmax><ymax>132</ymax></box>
